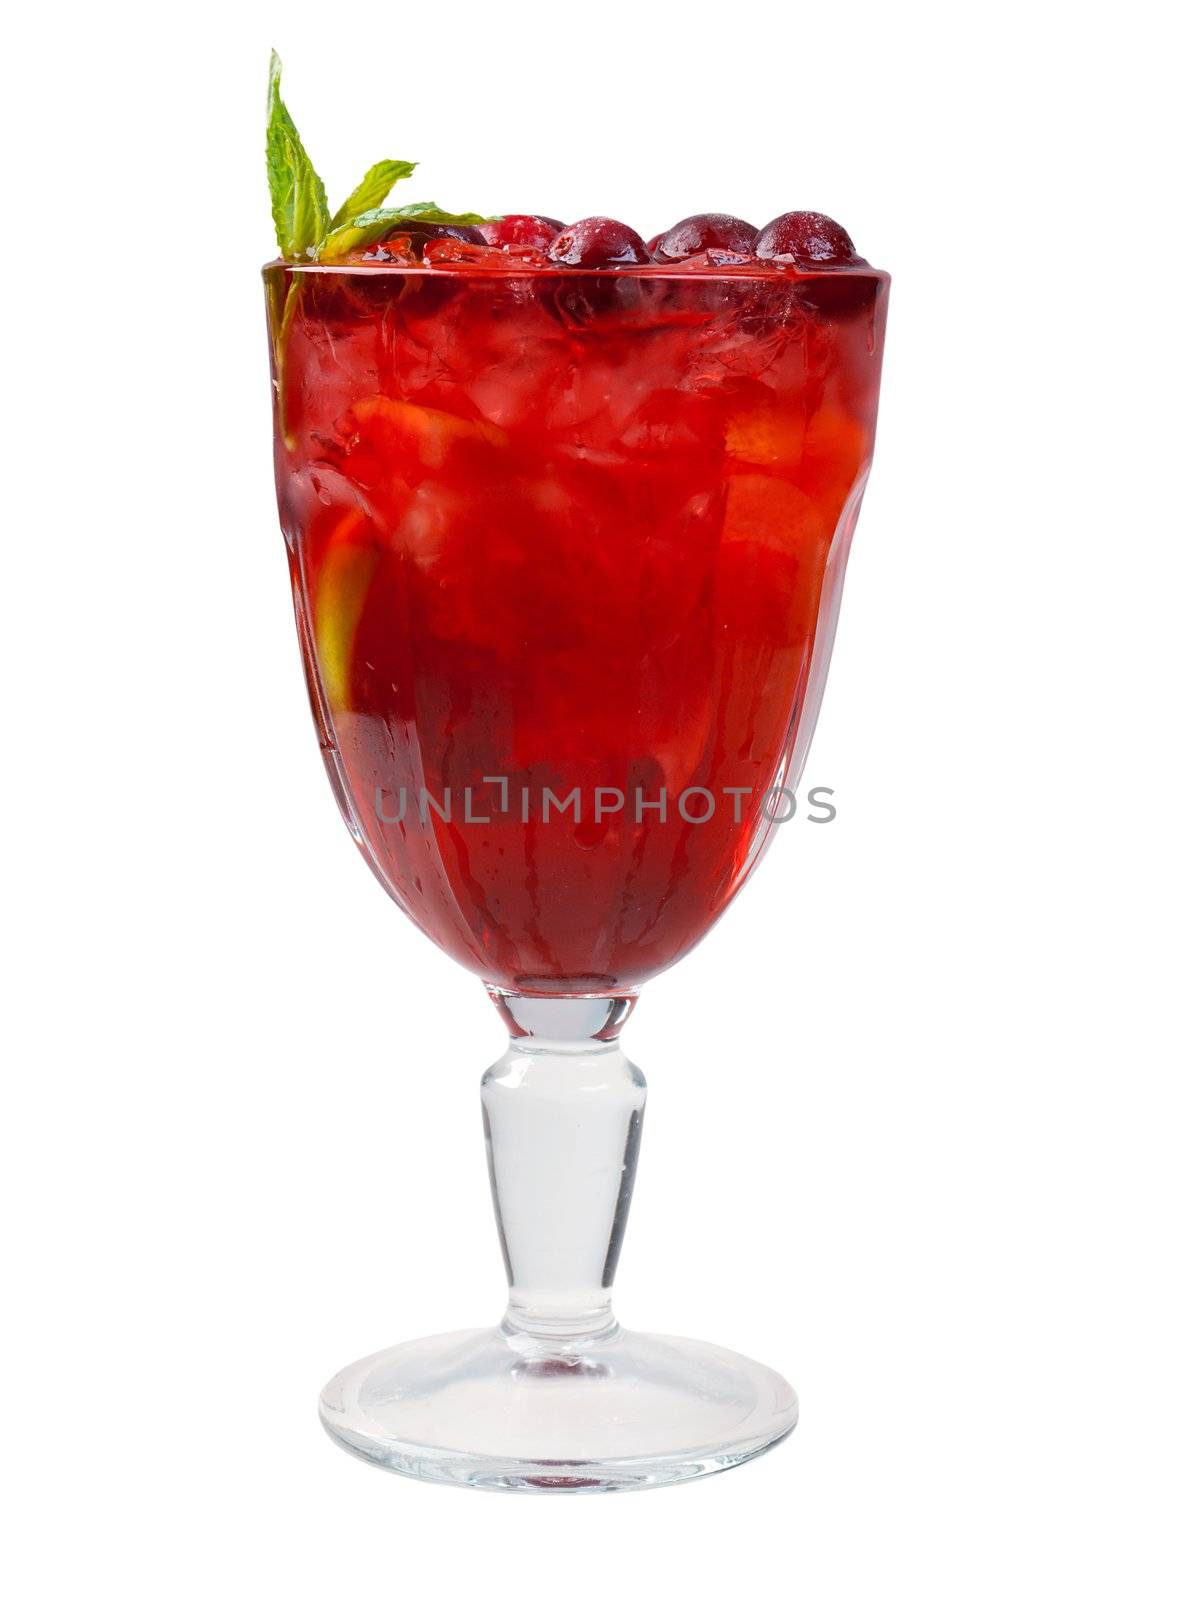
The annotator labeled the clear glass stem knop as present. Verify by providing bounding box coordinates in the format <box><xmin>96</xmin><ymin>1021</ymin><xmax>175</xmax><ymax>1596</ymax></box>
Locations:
<box><xmin>483</xmin><ymin>992</ymin><xmax>645</xmax><ymax>1345</ymax></box>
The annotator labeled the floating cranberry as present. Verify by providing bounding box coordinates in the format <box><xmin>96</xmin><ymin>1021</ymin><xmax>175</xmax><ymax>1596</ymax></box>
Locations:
<box><xmin>478</xmin><ymin>214</ymin><xmax>565</xmax><ymax>249</ymax></box>
<box><xmin>753</xmin><ymin>211</ymin><xmax>862</xmax><ymax>265</ymax></box>
<box><xmin>384</xmin><ymin>221</ymin><xmax>487</xmax><ymax>250</ymax></box>
<box><xmin>548</xmin><ymin>217</ymin><xmax>651</xmax><ymax>268</ymax></box>
<box><xmin>652</xmin><ymin>213</ymin><xmax>758</xmax><ymax>261</ymax></box>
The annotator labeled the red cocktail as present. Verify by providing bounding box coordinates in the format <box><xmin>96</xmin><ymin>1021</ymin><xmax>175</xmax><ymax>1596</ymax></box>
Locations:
<box><xmin>263</xmin><ymin>42</ymin><xmax>889</xmax><ymax>1496</ymax></box>
<box><xmin>267</xmin><ymin>258</ymin><xmax>886</xmax><ymax>993</ymax></box>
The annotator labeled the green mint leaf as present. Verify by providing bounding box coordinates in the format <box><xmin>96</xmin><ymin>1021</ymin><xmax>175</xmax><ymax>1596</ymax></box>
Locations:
<box><xmin>383</xmin><ymin>205</ymin><xmax>495</xmax><ymax>223</ymax></box>
<box><xmin>266</xmin><ymin>51</ymin><xmax>330</xmax><ymax>259</ymax></box>
<box><xmin>330</xmin><ymin>161</ymin><xmax>418</xmax><ymax>229</ymax></box>
<box><xmin>318</xmin><ymin>204</ymin><xmax>495</xmax><ymax>261</ymax></box>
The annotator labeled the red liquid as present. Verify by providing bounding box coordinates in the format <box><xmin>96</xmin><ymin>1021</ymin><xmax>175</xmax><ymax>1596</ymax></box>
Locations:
<box><xmin>267</xmin><ymin>262</ymin><xmax>887</xmax><ymax>993</ymax></box>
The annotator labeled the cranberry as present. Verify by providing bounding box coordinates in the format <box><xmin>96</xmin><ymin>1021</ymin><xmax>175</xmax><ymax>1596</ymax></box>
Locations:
<box><xmin>478</xmin><ymin>214</ymin><xmax>565</xmax><ymax>249</ymax></box>
<box><xmin>384</xmin><ymin>221</ymin><xmax>487</xmax><ymax>250</ymax></box>
<box><xmin>652</xmin><ymin>213</ymin><xmax>758</xmax><ymax>261</ymax></box>
<box><xmin>548</xmin><ymin>217</ymin><xmax>651</xmax><ymax>268</ymax></box>
<box><xmin>753</xmin><ymin>211</ymin><xmax>862</xmax><ymax>266</ymax></box>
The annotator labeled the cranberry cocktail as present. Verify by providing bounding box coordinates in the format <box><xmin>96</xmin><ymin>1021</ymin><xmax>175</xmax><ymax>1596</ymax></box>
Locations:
<box><xmin>268</xmin><ymin>236</ymin><xmax>885</xmax><ymax>994</ymax></box>
<box><xmin>264</xmin><ymin>49</ymin><xmax>888</xmax><ymax>1492</ymax></box>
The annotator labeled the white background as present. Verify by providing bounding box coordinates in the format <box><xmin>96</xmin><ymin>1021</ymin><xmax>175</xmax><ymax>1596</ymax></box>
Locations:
<box><xmin>3</xmin><ymin>1</ymin><xmax>1200</xmax><ymax>1594</ymax></box>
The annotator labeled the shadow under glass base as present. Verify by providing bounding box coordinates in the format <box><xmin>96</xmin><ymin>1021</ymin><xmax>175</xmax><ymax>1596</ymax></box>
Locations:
<box><xmin>319</xmin><ymin>1324</ymin><xmax>798</xmax><ymax>1493</ymax></box>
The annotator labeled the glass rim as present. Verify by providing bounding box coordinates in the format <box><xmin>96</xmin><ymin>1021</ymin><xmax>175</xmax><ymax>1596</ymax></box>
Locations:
<box><xmin>261</xmin><ymin>258</ymin><xmax>890</xmax><ymax>286</ymax></box>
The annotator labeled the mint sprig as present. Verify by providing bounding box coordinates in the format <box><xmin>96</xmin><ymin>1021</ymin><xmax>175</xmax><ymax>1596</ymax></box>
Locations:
<box><xmin>265</xmin><ymin>52</ymin><xmax>494</xmax><ymax>263</ymax></box>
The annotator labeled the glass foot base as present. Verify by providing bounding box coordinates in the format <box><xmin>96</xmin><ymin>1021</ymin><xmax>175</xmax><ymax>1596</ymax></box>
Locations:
<box><xmin>319</xmin><ymin>1324</ymin><xmax>798</xmax><ymax>1493</ymax></box>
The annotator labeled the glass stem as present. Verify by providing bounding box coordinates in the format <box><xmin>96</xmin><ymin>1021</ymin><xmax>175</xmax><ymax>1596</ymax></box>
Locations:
<box><xmin>483</xmin><ymin>991</ymin><xmax>645</xmax><ymax>1345</ymax></box>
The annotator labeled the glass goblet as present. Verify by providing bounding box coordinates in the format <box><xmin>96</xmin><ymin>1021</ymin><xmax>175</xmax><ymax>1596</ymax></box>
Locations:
<box><xmin>265</xmin><ymin>256</ymin><xmax>888</xmax><ymax>1492</ymax></box>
